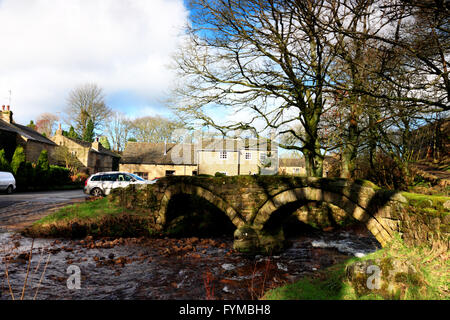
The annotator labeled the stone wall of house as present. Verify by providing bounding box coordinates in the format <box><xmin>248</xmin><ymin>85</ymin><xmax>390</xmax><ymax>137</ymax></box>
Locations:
<box><xmin>278</xmin><ymin>166</ymin><xmax>307</xmax><ymax>176</ymax></box>
<box><xmin>197</xmin><ymin>150</ymin><xmax>277</xmax><ymax>175</ymax></box>
<box><xmin>18</xmin><ymin>138</ymin><xmax>56</xmax><ymax>164</ymax></box>
<box><xmin>52</xmin><ymin>135</ymin><xmax>90</xmax><ymax>167</ymax></box>
<box><xmin>87</xmin><ymin>151</ymin><xmax>115</xmax><ymax>174</ymax></box>
<box><xmin>119</xmin><ymin>163</ymin><xmax>198</xmax><ymax>180</ymax></box>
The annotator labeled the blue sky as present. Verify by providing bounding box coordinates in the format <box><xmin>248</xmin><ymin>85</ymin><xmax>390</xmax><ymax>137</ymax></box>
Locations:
<box><xmin>0</xmin><ymin>0</ymin><xmax>188</xmax><ymax>127</ymax></box>
<box><xmin>0</xmin><ymin>0</ymin><xmax>297</xmax><ymax>157</ymax></box>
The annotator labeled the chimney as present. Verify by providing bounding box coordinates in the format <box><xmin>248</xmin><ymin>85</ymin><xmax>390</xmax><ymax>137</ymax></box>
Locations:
<box><xmin>1</xmin><ymin>105</ymin><xmax>13</xmax><ymax>123</ymax></box>
<box><xmin>55</xmin><ymin>123</ymin><xmax>63</xmax><ymax>136</ymax></box>
<box><xmin>164</xmin><ymin>141</ymin><xmax>167</xmax><ymax>155</ymax></box>
<box><xmin>92</xmin><ymin>137</ymin><xmax>102</xmax><ymax>151</ymax></box>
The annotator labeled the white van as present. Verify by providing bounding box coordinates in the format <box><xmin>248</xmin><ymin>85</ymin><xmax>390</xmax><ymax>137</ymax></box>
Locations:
<box><xmin>0</xmin><ymin>171</ymin><xmax>16</xmax><ymax>194</ymax></box>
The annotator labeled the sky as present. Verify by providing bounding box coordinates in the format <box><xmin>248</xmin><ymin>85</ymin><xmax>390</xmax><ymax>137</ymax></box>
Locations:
<box><xmin>0</xmin><ymin>0</ymin><xmax>189</xmax><ymax>126</ymax></box>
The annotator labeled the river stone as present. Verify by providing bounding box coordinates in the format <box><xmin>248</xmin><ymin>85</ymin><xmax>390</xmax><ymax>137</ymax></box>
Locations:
<box><xmin>443</xmin><ymin>200</ymin><xmax>450</xmax><ymax>211</ymax></box>
<box><xmin>221</xmin><ymin>263</ymin><xmax>236</xmax><ymax>271</ymax></box>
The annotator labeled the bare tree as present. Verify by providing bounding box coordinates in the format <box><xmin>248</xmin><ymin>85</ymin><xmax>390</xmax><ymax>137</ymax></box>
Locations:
<box><xmin>324</xmin><ymin>0</ymin><xmax>450</xmax><ymax>111</ymax></box>
<box><xmin>52</xmin><ymin>146</ymin><xmax>83</xmax><ymax>174</ymax></box>
<box><xmin>36</xmin><ymin>113</ymin><xmax>59</xmax><ymax>137</ymax></box>
<box><xmin>64</xmin><ymin>83</ymin><xmax>112</xmax><ymax>138</ymax></box>
<box><xmin>104</xmin><ymin>111</ymin><xmax>132</xmax><ymax>152</ymax></box>
<box><xmin>172</xmin><ymin>0</ymin><xmax>340</xmax><ymax>176</ymax></box>
<box><xmin>129</xmin><ymin>116</ymin><xmax>184</xmax><ymax>144</ymax></box>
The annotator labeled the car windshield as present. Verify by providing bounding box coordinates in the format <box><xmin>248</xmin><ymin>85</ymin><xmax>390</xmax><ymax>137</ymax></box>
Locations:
<box><xmin>129</xmin><ymin>173</ymin><xmax>145</xmax><ymax>181</ymax></box>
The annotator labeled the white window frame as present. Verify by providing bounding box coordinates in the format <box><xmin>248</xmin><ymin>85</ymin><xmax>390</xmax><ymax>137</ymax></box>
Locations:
<box><xmin>259</xmin><ymin>152</ymin><xmax>267</xmax><ymax>161</ymax></box>
<box><xmin>245</xmin><ymin>152</ymin><xmax>252</xmax><ymax>160</ymax></box>
<box><xmin>219</xmin><ymin>151</ymin><xmax>228</xmax><ymax>160</ymax></box>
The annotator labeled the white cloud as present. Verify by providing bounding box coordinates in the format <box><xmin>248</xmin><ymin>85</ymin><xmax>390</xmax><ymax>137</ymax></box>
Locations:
<box><xmin>0</xmin><ymin>0</ymin><xmax>188</xmax><ymax>124</ymax></box>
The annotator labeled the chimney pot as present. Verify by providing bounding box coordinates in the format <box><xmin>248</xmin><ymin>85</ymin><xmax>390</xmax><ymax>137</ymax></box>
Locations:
<box><xmin>1</xmin><ymin>105</ymin><xmax>4</xmax><ymax>111</ymax></box>
<box><xmin>6</xmin><ymin>105</ymin><xmax>10</xmax><ymax>111</ymax></box>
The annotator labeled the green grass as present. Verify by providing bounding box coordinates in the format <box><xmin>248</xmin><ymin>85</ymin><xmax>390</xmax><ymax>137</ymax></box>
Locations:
<box><xmin>401</xmin><ymin>192</ymin><xmax>450</xmax><ymax>204</ymax></box>
<box><xmin>401</xmin><ymin>192</ymin><xmax>450</xmax><ymax>215</ymax></box>
<box><xmin>263</xmin><ymin>235</ymin><xmax>449</xmax><ymax>300</ymax></box>
<box><xmin>34</xmin><ymin>198</ymin><xmax>128</xmax><ymax>226</ymax></box>
<box><xmin>24</xmin><ymin>198</ymin><xmax>156</xmax><ymax>239</ymax></box>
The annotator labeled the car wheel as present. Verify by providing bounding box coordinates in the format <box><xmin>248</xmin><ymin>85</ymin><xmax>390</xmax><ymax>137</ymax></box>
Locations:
<box><xmin>91</xmin><ymin>188</ymin><xmax>104</xmax><ymax>197</ymax></box>
<box><xmin>6</xmin><ymin>186</ymin><xmax>13</xmax><ymax>194</ymax></box>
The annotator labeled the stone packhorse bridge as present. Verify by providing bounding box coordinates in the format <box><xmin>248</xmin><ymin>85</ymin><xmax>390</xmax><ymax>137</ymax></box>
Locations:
<box><xmin>110</xmin><ymin>176</ymin><xmax>407</xmax><ymax>254</ymax></box>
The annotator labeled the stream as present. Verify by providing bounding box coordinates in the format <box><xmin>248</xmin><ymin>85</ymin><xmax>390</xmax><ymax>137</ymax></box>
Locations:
<box><xmin>0</xmin><ymin>226</ymin><xmax>380</xmax><ymax>300</ymax></box>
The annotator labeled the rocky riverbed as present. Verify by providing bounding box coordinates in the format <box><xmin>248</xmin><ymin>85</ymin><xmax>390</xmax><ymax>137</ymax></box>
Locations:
<box><xmin>0</xmin><ymin>227</ymin><xmax>380</xmax><ymax>300</ymax></box>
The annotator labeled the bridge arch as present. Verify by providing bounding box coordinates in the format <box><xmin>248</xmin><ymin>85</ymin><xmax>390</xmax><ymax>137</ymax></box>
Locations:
<box><xmin>157</xmin><ymin>183</ymin><xmax>246</xmax><ymax>228</ymax></box>
<box><xmin>252</xmin><ymin>187</ymin><xmax>394</xmax><ymax>246</ymax></box>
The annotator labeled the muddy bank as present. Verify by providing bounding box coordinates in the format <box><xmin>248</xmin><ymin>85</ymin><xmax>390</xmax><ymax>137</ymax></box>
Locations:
<box><xmin>0</xmin><ymin>227</ymin><xmax>380</xmax><ymax>300</ymax></box>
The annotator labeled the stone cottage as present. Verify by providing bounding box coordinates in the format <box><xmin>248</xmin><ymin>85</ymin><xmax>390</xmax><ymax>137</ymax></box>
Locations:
<box><xmin>278</xmin><ymin>158</ymin><xmax>306</xmax><ymax>176</ymax></box>
<box><xmin>0</xmin><ymin>105</ymin><xmax>57</xmax><ymax>163</ymax></box>
<box><xmin>52</xmin><ymin>126</ymin><xmax>120</xmax><ymax>174</ymax></box>
<box><xmin>119</xmin><ymin>138</ymin><xmax>279</xmax><ymax>180</ymax></box>
<box><xmin>279</xmin><ymin>155</ymin><xmax>339</xmax><ymax>177</ymax></box>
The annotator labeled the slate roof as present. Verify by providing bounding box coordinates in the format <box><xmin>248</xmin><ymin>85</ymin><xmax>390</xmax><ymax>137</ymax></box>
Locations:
<box><xmin>62</xmin><ymin>135</ymin><xmax>121</xmax><ymax>158</ymax></box>
<box><xmin>121</xmin><ymin>138</ymin><xmax>280</xmax><ymax>165</ymax></box>
<box><xmin>0</xmin><ymin>119</ymin><xmax>56</xmax><ymax>145</ymax></box>
<box><xmin>120</xmin><ymin>142</ymin><xmax>196</xmax><ymax>165</ymax></box>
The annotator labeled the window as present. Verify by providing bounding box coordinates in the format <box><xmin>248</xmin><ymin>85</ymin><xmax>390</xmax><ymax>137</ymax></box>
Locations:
<box><xmin>118</xmin><ymin>174</ymin><xmax>132</xmax><ymax>182</ymax></box>
<box><xmin>219</xmin><ymin>151</ymin><xmax>228</xmax><ymax>159</ymax></box>
<box><xmin>133</xmin><ymin>172</ymin><xmax>148</xmax><ymax>180</ymax></box>
<box><xmin>294</xmin><ymin>168</ymin><xmax>300</xmax><ymax>174</ymax></box>
<box><xmin>129</xmin><ymin>173</ymin><xmax>145</xmax><ymax>181</ymax></box>
<box><xmin>245</xmin><ymin>152</ymin><xmax>252</xmax><ymax>160</ymax></box>
<box><xmin>91</xmin><ymin>175</ymin><xmax>101</xmax><ymax>182</ymax></box>
<box><xmin>192</xmin><ymin>171</ymin><xmax>198</xmax><ymax>176</ymax></box>
<box><xmin>165</xmin><ymin>170</ymin><xmax>176</xmax><ymax>176</ymax></box>
<box><xmin>101</xmin><ymin>174</ymin><xmax>118</xmax><ymax>181</ymax></box>
<box><xmin>259</xmin><ymin>152</ymin><xmax>267</xmax><ymax>161</ymax></box>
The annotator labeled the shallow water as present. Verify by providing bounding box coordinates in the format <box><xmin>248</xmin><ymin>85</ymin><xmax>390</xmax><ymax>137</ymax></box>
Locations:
<box><xmin>0</xmin><ymin>229</ymin><xmax>380</xmax><ymax>300</ymax></box>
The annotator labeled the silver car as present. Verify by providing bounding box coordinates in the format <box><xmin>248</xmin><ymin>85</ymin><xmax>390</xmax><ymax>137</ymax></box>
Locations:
<box><xmin>0</xmin><ymin>171</ymin><xmax>16</xmax><ymax>194</ymax></box>
<box><xmin>84</xmin><ymin>172</ymin><xmax>153</xmax><ymax>197</ymax></box>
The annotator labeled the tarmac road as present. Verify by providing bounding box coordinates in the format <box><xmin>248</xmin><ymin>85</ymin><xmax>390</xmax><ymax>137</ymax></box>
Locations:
<box><xmin>0</xmin><ymin>189</ymin><xmax>88</xmax><ymax>232</ymax></box>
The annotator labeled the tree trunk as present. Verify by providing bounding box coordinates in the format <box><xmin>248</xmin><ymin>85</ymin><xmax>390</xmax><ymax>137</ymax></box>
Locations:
<box><xmin>340</xmin><ymin>107</ymin><xmax>359</xmax><ymax>179</ymax></box>
<box><xmin>303</xmin><ymin>139</ymin><xmax>324</xmax><ymax>177</ymax></box>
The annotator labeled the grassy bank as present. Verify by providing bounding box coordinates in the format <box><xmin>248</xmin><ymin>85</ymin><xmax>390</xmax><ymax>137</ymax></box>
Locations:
<box><xmin>263</xmin><ymin>235</ymin><xmax>449</xmax><ymax>300</ymax></box>
<box><xmin>22</xmin><ymin>198</ymin><xmax>157</xmax><ymax>238</ymax></box>
<box><xmin>263</xmin><ymin>191</ymin><xmax>449</xmax><ymax>300</ymax></box>
<box><xmin>22</xmin><ymin>195</ymin><xmax>236</xmax><ymax>239</ymax></box>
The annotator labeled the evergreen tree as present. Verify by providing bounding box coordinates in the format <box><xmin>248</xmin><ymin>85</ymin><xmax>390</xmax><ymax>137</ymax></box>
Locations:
<box><xmin>68</xmin><ymin>126</ymin><xmax>80</xmax><ymax>140</ymax></box>
<box><xmin>36</xmin><ymin>150</ymin><xmax>50</xmax><ymax>187</ymax></box>
<box><xmin>37</xmin><ymin>150</ymin><xmax>50</xmax><ymax>171</ymax></box>
<box><xmin>83</xmin><ymin>118</ymin><xmax>95</xmax><ymax>142</ymax></box>
<box><xmin>0</xmin><ymin>149</ymin><xmax>11</xmax><ymax>172</ymax></box>
<box><xmin>27</xmin><ymin>120</ymin><xmax>36</xmax><ymax>131</ymax></box>
<box><xmin>11</xmin><ymin>146</ymin><xmax>26</xmax><ymax>174</ymax></box>
<box><xmin>99</xmin><ymin>136</ymin><xmax>111</xmax><ymax>150</ymax></box>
